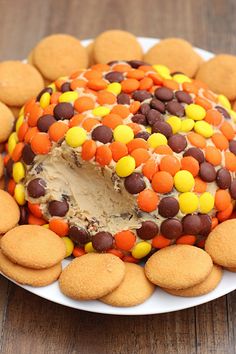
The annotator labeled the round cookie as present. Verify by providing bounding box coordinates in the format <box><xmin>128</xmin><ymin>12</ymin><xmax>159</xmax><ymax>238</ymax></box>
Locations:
<box><xmin>225</xmin><ymin>267</ymin><xmax>236</xmax><ymax>272</ymax></box>
<box><xmin>145</xmin><ymin>245</ymin><xmax>213</xmax><ymax>289</ymax></box>
<box><xmin>1</xmin><ymin>225</ymin><xmax>66</xmax><ymax>269</ymax></box>
<box><xmin>205</xmin><ymin>219</ymin><xmax>236</xmax><ymax>267</ymax></box>
<box><xmin>0</xmin><ymin>190</ymin><xmax>20</xmax><ymax>234</ymax></box>
<box><xmin>59</xmin><ymin>253</ymin><xmax>125</xmax><ymax>300</ymax></box>
<box><xmin>196</xmin><ymin>55</ymin><xmax>236</xmax><ymax>100</ymax></box>
<box><xmin>33</xmin><ymin>34</ymin><xmax>88</xmax><ymax>81</ymax></box>
<box><xmin>144</xmin><ymin>38</ymin><xmax>202</xmax><ymax>77</ymax></box>
<box><xmin>0</xmin><ymin>250</ymin><xmax>61</xmax><ymax>287</ymax></box>
<box><xmin>162</xmin><ymin>265</ymin><xmax>222</xmax><ymax>297</ymax></box>
<box><xmin>0</xmin><ymin>102</ymin><xmax>14</xmax><ymax>143</ymax></box>
<box><xmin>0</xmin><ymin>61</ymin><xmax>44</xmax><ymax>106</ymax></box>
<box><xmin>93</xmin><ymin>30</ymin><xmax>143</xmax><ymax>64</ymax></box>
<box><xmin>100</xmin><ymin>263</ymin><xmax>155</xmax><ymax>307</ymax></box>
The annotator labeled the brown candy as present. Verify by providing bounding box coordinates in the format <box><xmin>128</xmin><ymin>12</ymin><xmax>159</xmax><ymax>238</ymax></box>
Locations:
<box><xmin>229</xmin><ymin>140</ymin><xmax>236</xmax><ymax>155</ymax></box>
<box><xmin>147</xmin><ymin>109</ymin><xmax>164</xmax><ymax>126</ymax></box>
<box><xmin>139</xmin><ymin>103</ymin><xmax>151</xmax><ymax>116</ymax></box>
<box><xmin>132</xmin><ymin>113</ymin><xmax>147</xmax><ymax>125</ymax></box>
<box><xmin>155</xmin><ymin>87</ymin><xmax>174</xmax><ymax>101</ymax></box>
<box><xmin>158</xmin><ymin>197</ymin><xmax>179</xmax><ymax>218</ymax></box>
<box><xmin>150</xmin><ymin>98</ymin><xmax>165</xmax><ymax>113</ymax></box>
<box><xmin>124</xmin><ymin>173</ymin><xmax>146</xmax><ymax>194</ymax></box>
<box><xmin>53</xmin><ymin>102</ymin><xmax>74</xmax><ymax>120</ymax></box>
<box><xmin>136</xmin><ymin>221</ymin><xmax>159</xmax><ymax>240</ymax></box>
<box><xmin>216</xmin><ymin>168</ymin><xmax>231</xmax><ymax>189</ymax></box>
<box><xmin>105</xmin><ymin>71</ymin><xmax>124</xmax><ymax>83</ymax></box>
<box><xmin>168</xmin><ymin>134</ymin><xmax>187</xmax><ymax>153</ymax></box>
<box><xmin>27</xmin><ymin>178</ymin><xmax>46</xmax><ymax>198</ymax></box>
<box><xmin>199</xmin><ymin>162</ymin><xmax>216</xmax><ymax>182</ymax></box>
<box><xmin>48</xmin><ymin>200</ymin><xmax>69</xmax><ymax>217</ymax></box>
<box><xmin>36</xmin><ymin>87</ymin><xmax>53</xmax><ymax>102</ymax></box>
<box><xmin>182</xmin><ymin>214</ymin><xmax>202</xmax><ymax>235</ymax></box>
<box><xmin>117</xmin><ymin>93</ymin><xmax>130</xmax><ymax>105</ymax></box>
<box><xmin>152</xmin><ymin>121</ymin><xmax>172</xmax><ymax>138</ymax></box>
<box><xmin>166</xmin><ymin>101</ymin><xmax>185</xmax><ymax>117</ymax></box>
<box><xmin>22</xmin><ymin>144</ymin><xmax>35</xmax><ymax>165</ymax></box>
<box><xmin>132</xmin><ymin>90</ymin><xmax>152</xmax><ymax>102</ymax></box>
<box><xmin>175</xmin><ymin>91</ymin><xmax>193</xmax><ymax>104</ymax></box>
<box><xmin>61</xmin><ymin>82</ymin><xmax>72</xmax><ymax>92</ymax></box>
<box><xmin>134</xmin><ymin>131</ymin><xmax>150</xmax><ymax>140</ymax></box>
<box><xmin>198</xmin><ymin>214</ymin><xmax>212</xmax><ymax>236</ymax></box>
<box><xmin>92</xmin><ymin>231</ymin><xmax>113</xmax><ymax>252</ymax></box>
<box><xmin>69</xmin><ymin>226</ymin><xmax>90</xmax><ymax>245</ymax></box>
<box><xmin>160</xmin><ymin>218</ymin><xmax>183</xmax><ymax>239</ymax></box>
<box><xmin>215</xmin><ymin>106</ymin><xmax>230</xmax><ymax>119</ymax></box>
<box><xmin>183</xmin><ymin>147</ymin><xmax>205</xmax><ymax>164</ymax></box>
<box><xmin>92</xmin><ymin>125</ymin><xmax>113</xmax><ymax>143</ymax></box>
<box><xmin>37</xmin><ymin>114</ymin><xmax>56</xmax><ymax>132</ymax></box>
<box><xmin>229</xmin><ymin>179</ymin><xmax>236</xmax><ymax>199</ymax></box>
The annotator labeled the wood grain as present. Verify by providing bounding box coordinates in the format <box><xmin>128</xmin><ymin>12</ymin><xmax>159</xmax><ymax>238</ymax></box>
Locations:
<box><xmin>0</xmin><ymin>0</ymin><xmax>236</xmax><ymax>353</ymax></box>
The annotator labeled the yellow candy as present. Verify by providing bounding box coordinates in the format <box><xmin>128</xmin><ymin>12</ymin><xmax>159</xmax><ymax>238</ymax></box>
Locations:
<box><xmin>167</xmin><ymin>116</ymin><xmax>182</xmax><ymax>134</ymax></box>
<box><xmin>218</xmin><ymin>94</ymin><xmax>231</xmax><ymax>109</ymax></box>
<box><xmin>172</xmin><ymin>74</ymin><xmax>191</xmax><ymax>84</ymax></box>
<box><xmin>15</xmin><ymin>115</ymin><xmax>24</xmax><ymax>133</ymax></box>
<box><xmin>84</xmin><ymin>241</ymin><xmax>96</xmax><ymax>253</ymax></box>
<box><xmin>48</xmin><ymin>83</ymin><xmax>56</xmax><ymax>92</ymax></box>
<box><xmin>19</xmin><ymin>106</ymin><xmax>24</xmax><ymax>116</ymax></box>
<box><xmin>153</xmin><ymin>64</ymin><xmax>171</xmax><ymax>79</ymax></box>
<box><xmin>92</xmin><ymin>106</ymin><xmax>111</xmax><ymax>117</ymax></box>
<box><xmin>113</xmin><ymin>125</ymin><xmax>134</xmax><ymax>144</ymax></box>
<box><xmin>14</xmin><ymin>183</ymin><xmax>25</xmax><ymax>205</ymax></box>
<box><xmin>106</xmin><ymin>82</ymin><xmax>122</xmax><ymax>95</ymax></box>
<box><xmin>230</xmin><ymin>109</ymin><xmax>236</xmax><ymax>122</ymax></box>
<box><xmin>180</xmin><ymin>118</ymin><xmax>195</xmax><ymax>132</ymax></box>
<box><xmin>59</xmin><ymin>91</ymin><xmax>79</xmax><ymax>103</ymax></box>
<box><xmin>131</xmin><ymin>241</ymin><xmax>152</xmax><ymax>259</ymax></box>
<box><xmin>65</xmin><ymin>127</ymin><xmax>87</xmax><ymax>147</ymax></box>
<box><xmin>179</xmin><ymin>192</ymin><xmax>199</xmax><ymax>214</ymax></box>
<box><xmin>12</xmin><ymin>162</ymin><xmax>25</xmax><ymax>183</ymax></box>
<box><xmin>40</xmin><ymin>92</ymin><xmax>51</xmax><ymax>109</ymax></box>
<box><xmin>174</xmin><ymin>170</ymin><xmax>195</xmax><ymax>192</ymax></box>
<box><xmin>115</xmin><ymin>156</ymin><xmax>135</xmax><ymax>177</ymax></box>
<box><xmin>43</xmin><ymin>224</ymin><xmax>49</xmax><ymax>229</ymax></box>
<box><xmin>62</xmin><ymin>237</ymin><xmax>74</xmax><ymax>257</ymax></box>
<box><xmin>146</xmin><ymin>126</ymin><xmax>152</xmax><ymax>134</ymax></box>
<box><xmin>185</xmin><ymin>103</ymin><xmax>206</xmax><ymax>121</ymax></box>
<box><xmin>194</xmin><ymin>120</ymin><xmax>213</xmax><ymax>138</ymax></box>
<box><xmin>147</xmin><ymin>133</ymin><xmax>167</xmax><ymax>148</ymax></box>
<box><xmin>8</xmin><ymin>132</ymin><xmax>18</xmax><ymax>155</ymax></box>
<box><xmin>199</xmin><ymin>192</ymin><xmax>214</xmax><ymax>213</ymax></box>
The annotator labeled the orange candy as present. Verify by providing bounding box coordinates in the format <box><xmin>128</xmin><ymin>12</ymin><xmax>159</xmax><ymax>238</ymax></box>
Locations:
<box><xmin>31</xmin><ymin>132</ymin><xmax>52</xmax><ymax>155</ymax></box>
<box><xmin>195</xmin><ymin>96</ymin><xmax>212</xmax><ymax>110</ymax></box>
<box><xmin>142</xmin><ymin>159</ymin><xmax>158</xmax><ymax>181</ymax></box>
<box><xmin>17</xmin><ymin>122</ymin><xmax>28</xmax><ymax>141</ymax></box>
<box><xmin>121</xmin><ymin>78</ymin><xmax>140</xmax><ymax>93</ymax></box>
<box><xmin>28</xmin><ymin>202</ymin><xmax>42</xmax><ymax>218</ymax></box>
<box><xmin>127</xmin><ymin>138</ymin><xmax>148</xmax><ymax>153</ymax></box>
<box><xmin>49</xmin><ymin>218</ymin><xmax>69</xmax><ymax>237</ymax></box>
<box><xmin>83</xmin><ymin>69</ymin><xmax>102</xmax><ymax>80</ymax></box>
<box><xmin>148</xmin><ymin>73</ymin><xmax>163</xmax><ymax>85</ymax></box>
<box><xmin>43</xmin><ymin>103</ymin><xmax>56</xmax><ymax>116</ymax></box>
<box><xmin>11</xmin><ymin>142</ymin><xmax>24</xmax><ymax>162</ymax></box>
<box><xmin>91</xmin><ymin>63</ymin><xmax>110</xmax><ymax>72</ymax></box>
<box><xmin>24</xmin><ymin>127</ymin><xmax>39</xmax><ymax>144</ymax></box>
<box><xmin>211</xmin><ymin>217</ymin><xmax>219</xmax><ymax>230</ymax></box>
<box><xmin>215</xmin><ymin>189</ymin><xmax>231</xmax><ymax>211</ymax></box>
<box><xmin>97</xmin><ymin>91</ymin><xmax>116</xmax><ymax>105</ymax></box>
<box><xmin>180</xmin><ymin>156</ymin><xmax>199</xmax><ymax>177</ymax></box>
<box><xmin>74</xmin><ymin>96</ymin><xmax>95</xmax><ymax>113</ymax></box>
<box><xmin>139</xmin><ymin>77</ymin><xmax>153</xmax><ymax>90</ymax></box>
<box><xmin>202</xmin><ymin>90</ymin><xmax>217</xmax><ymax>102</ymax></box>
<box><xmin>211</xmin><ymin>132</ymin><xmax>229</xmax><ymax>150</ymax></box>
<box><xmin>111</xmin><ymin>105</ymin><xmax>130</xmax><ymax>118</ymax></box>
<box><xmin>205</xmin><ymin>109</ymin><xmax>222</xmax><ymax>126</ymax></box>
<box><xmin>225</xmin><ymin>151</ymin><xmax>236</xmax><ymax>171</ymax></box>
<box><xmin>127</xmin><ymin>122</ymin><xmax>141</xmax><ymax>135</ymax></box>
<box><xmin>48</xmin><ymin>121</ymin><xmax>69</xmax><ymax>142</ymax></box>
<box><xmin>151</xmin><ymin>171</ymin><xmax>173</xmax><ymax>193</ymax></box>
<box><xmin>188</xmin><ymin>132</ymin><xmax>206</xmax><ymax>148</ymax></box>
<box><xmin>129</xmin><ymin>101</ymin><xmax>141</xmax><ymax>114</ymax></box>
<box><xmin>162</xmin><ymin>78</ymin><xmax>178</xmax><ymax>90</ymax></box>
<box><xmin>160</xmin><ymin>155</ymin><xmax>181</xmax><ymax>176</ymax></box>
<box><xmin>107</xmin><ymin>249</ymin><xmax>124</xmax><ymax>259</ymax></box>
<box><xmin>87</xmin><ymin>79</ymin><xmax>107</xmax><ymax>91</ymax></box>
<box><xmin>69</xmin><ymin>114</ymin><xmax>85</xmax><ymax>128</ymax></box>
<box><xmin>27</xmin><ymin>104</ymin><xmax>43</xmax><ymax>127</ymax></box>
<box><xmin>81</xmin><ymin>140</ymin><xmax>97</xmax><ymax>161</ymax></box>
<box><xmin>109</xmin><ymin>141</ymin><xmax>128</xmax><ymax>162</ymax></box>
<box><xmin>70</xmin><ymin>79</ymin><xmax>87</xmax><ymax>90</ymax></box>
<box><xmin>205</xmin><ymin>146</ymin><xmax>222</xmax><ymax>166</ymax></box>
<box><xmin>114</xmin><ymin>230</ymin><xmax>136</xmax><ymax>251</ymax></box>
<box><xmin>182</xmin><ymin>82</ymin><xmax>198</xmax><ymax>95</ymax></box>
<box><xmin>28</xmin><ymin>214</ymin><xmax>45</xmax><ymax>226</ymax></box>
<box><xmin>152</xmin><ymin>234</ymin><xmax>171</xmax><ymax>248</ymax></box>
<box><xmin>50</xmin><ymin>92</ymin><xmax>61</xmax><ymax>104</ymax></box>
<box><xmin>127</xmin><ymin>69</ymin><xmax>145</xmax><ymax>80</ymax></box>
<box><xmin>176</xmin><ymin>235</ymin><xmax>196</xmax><ymax>245</ymax></box>
<box><xmin>95</xmin><ymin>145</ymin><xmax>112</xmax><ymax>166</ymax></box>
<box><xmin>131</xmin><ymin>148</ymin><xmax>150</xmax><ymax>167</ymax></box>
<box><xmin>154</xmin><ymin>145</ymin><xmax>173</xmax><ymax>155</ymax></box>
<box><xmin>137</xmin><ymin>189</ymin><xmax>159</xmax><ymax>212</ymax></box>
<box><xmin>8</xmin><ymin>179</ymin><xmax>16</xmax><ymax>195</ymax></box>
<box><xmin>220</xmin><ymin>121</ymin><xmax>235</xmax><ymax>140</ymax></box>
<box><xmin>112</xmin><ymin>63</ymin><xmax>131</xmax><ymax>72</ymax></box>
<box><xmin>217</xmin><ymin>203</ymin><xmax>233</xmax><ymax>222</ymax></box>
<box><xmin>73</xmin><ymin>247</ymin><xmax>86</xmax><ymax>257</ymax></box>
<box><xmin>194</xmin><ymin>177</ymin><xmax>207</xmax><ymax>193</ymax></box>
<box><xmin>102</xmin><ymin>114</ymin><xmax>122</xmax><ymax>130</ymax></box>
<box><xmin>82</xmin><ymin>118</ymin><xmax>100</xmax><ymax>132</ymax></box>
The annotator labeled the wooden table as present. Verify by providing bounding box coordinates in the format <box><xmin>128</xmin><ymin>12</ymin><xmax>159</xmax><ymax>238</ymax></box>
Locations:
<box><xmin>0</xmin><ymin>0</ymin><xmax>236</xmax><ymax>353</ymax></box>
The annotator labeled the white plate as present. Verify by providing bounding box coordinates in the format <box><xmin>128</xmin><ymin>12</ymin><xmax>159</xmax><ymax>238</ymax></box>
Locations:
<box><xmin>1</xmin><ymin>37</ymin><xmax>235</xmax><ymax>315</ymax></box>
